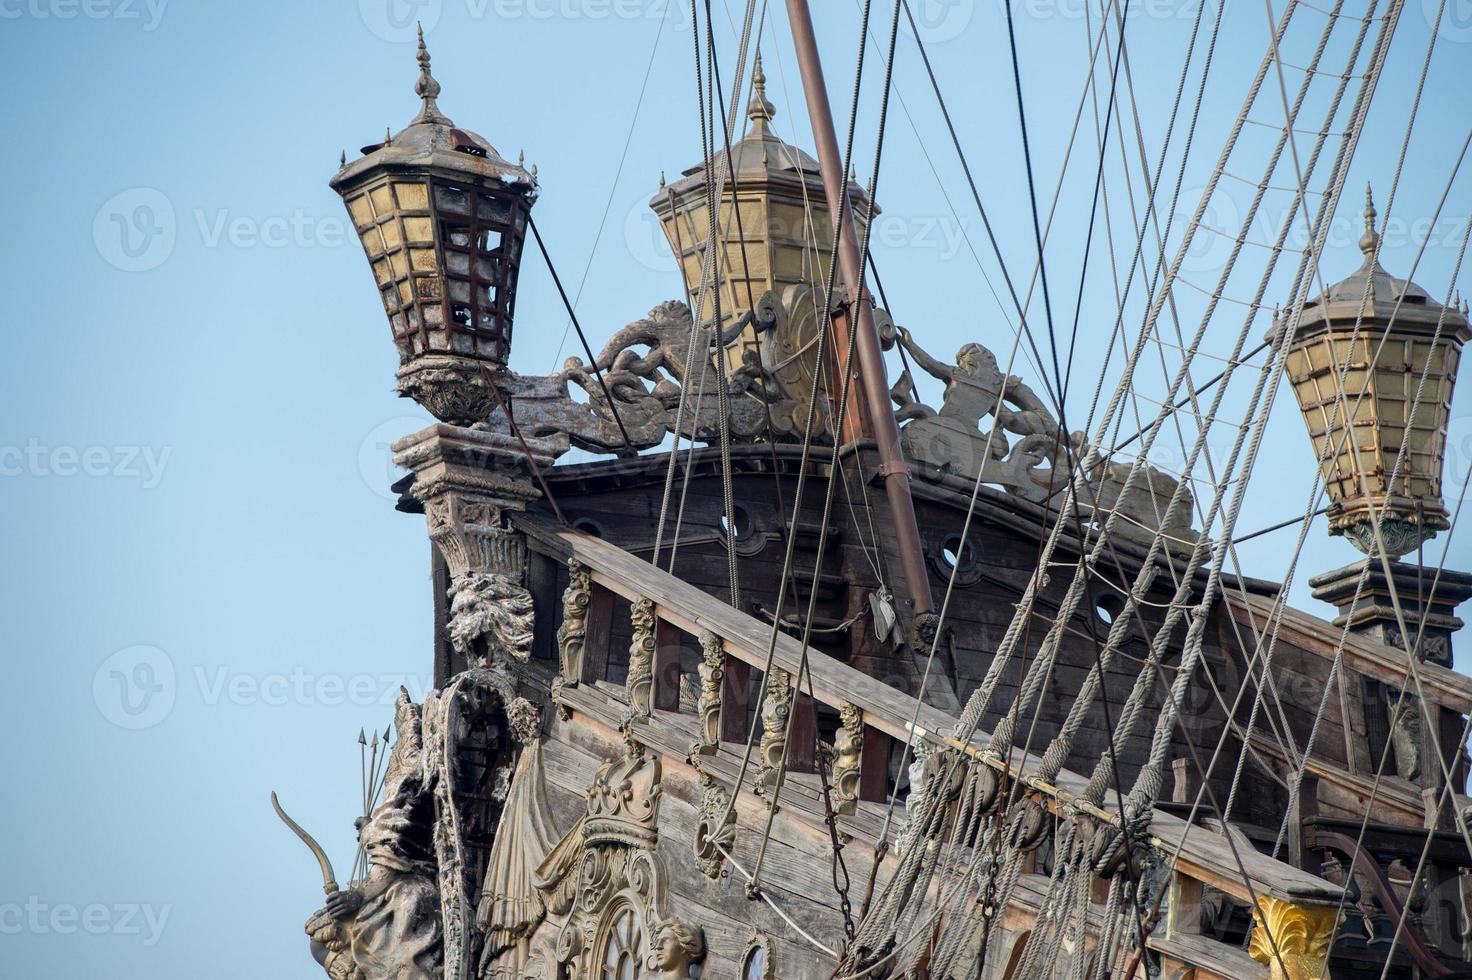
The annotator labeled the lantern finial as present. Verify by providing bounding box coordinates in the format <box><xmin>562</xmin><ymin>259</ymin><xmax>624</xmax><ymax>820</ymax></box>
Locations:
<box><xmin>747</xmin><ymin>52</ymin><xmax>776</xmax><ymax>131</ymax></box>
<box><xmin>412</xmin><ymin>23</ymin><xmax>449</xmax><ymax>125</ymax></box>
<box><xmin>1359</xmin><ymin>182</ymin><xmax>1380</xmax><ymax>260</ymax></box>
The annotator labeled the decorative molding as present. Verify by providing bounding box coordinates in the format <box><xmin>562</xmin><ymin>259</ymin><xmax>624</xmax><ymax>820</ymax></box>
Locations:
<box><xmin>1248</xmin><ymin>896</ymin><xmax>1339</xmax><ymax>980</ymax></box>
<box><xmin>756</xmin><ymin>668</ymin><xmax>793</xmax><ymax>799</ymax></box>
<box><xmin>625</xmin><ymin>597</ymin><xmax>657</xmax><ymax>722</ymax></box>
<box><xmin>694</xmin><ymin>630</ymin><xmax>724</xmax><ymax>754</ymax></box>
<box><xmin>692</xmin><ymin>771</ymin><xmax>735</xmax><ymax>880</ymax></box>
<box><xmin>741</xmin><ymin>929</ymin><xmax>776</xmax><ymax>980</ymax></box>
<box><xmin>585</xmin><ymin>734</ymin><xmax>662</xmax><ymax>850</ymax></box>
<box><xmin>830</xmin><ymin>702</ymin><xmax>863</xmax><ymax>815</ymax></box>
<box><xmin>536</xmin><ymin>734</ymin><xmax>694</xmax><ymax>980</ymax></box>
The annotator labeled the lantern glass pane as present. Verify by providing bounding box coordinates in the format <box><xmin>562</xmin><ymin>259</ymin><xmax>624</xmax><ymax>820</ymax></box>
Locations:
<box><xmin>435</xmin><ymin>185</ymin><xmax>470</xmax><ymax>215</ymax></box>
<box><xmin>347</xmin><ymin>195</ymin><xmax>374</xmax><ymax>230</ymax></box>
<box><xmin>403</xmin><ymin>216</ymin><xmax>434</xmax><ymax>243</ymax></box>
<box><xmin>394</xmin><ymin>182</ymin><xmax>429</xmax><ymax>210</ymax></box>
<box><xmin>368</xmin><ymin>185</ymin><xmax>394</xmax><ymax>217</ymax></box>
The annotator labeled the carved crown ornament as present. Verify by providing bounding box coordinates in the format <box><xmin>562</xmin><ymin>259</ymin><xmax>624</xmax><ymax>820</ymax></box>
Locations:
<box><xmin>518</xmin><ymin>733</ymin><xmax>706</xmax><ymax>980</ymax></box>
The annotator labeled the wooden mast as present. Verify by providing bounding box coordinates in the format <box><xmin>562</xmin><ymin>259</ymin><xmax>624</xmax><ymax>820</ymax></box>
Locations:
<box><xmin>783</xmin><ymin>0</ymin><xmax>935</xmax><ymax>621</ymax></box>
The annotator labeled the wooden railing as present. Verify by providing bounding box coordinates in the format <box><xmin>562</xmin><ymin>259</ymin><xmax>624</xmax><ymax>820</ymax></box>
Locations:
<box><xmin>514</xmin><ymin>512</ymin><xmax>1343</xmax><ymax>968</ymax></box>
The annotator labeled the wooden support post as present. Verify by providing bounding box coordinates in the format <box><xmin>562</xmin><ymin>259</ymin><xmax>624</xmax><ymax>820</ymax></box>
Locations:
<box><xmin>653</xmin><ymin>617</ymin><xmax>682</xmax><ymax>712</ymax></box>
<box><xmin>580</xmin><ymin>583</ymin><xmax>615</xmax><ymax>684</ymax></box>
<box><xmin>1288</xmin><ymin>773</ymin><xmax>1318</xmax><ymax>871</ymax></box>
<box><xmin>721</xmin><ymin>655</ymin><xmax>752</xmax><ymax>743</ymax></box>
<box><xmin>859</xmin><ymin>726</ymin><xmax>891</xmax><ymax>803</ymax></box>
<box><xmin>1166</xmin><ymin>872</ymin><xmax>1204</xmax><ymax>938</ymax></box>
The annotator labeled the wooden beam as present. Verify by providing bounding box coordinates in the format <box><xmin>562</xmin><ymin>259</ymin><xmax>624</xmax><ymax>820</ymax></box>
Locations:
<box><xmin>1227</xmin><ymin>592</ymin><xmax>1472</xmax><ymax>714</ymax></box>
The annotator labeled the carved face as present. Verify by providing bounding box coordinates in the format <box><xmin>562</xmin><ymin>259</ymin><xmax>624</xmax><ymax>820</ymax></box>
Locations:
<box><xmin>954</xmin><ymin>343</ymin><xmax>995</xmax><ymax>377</ymax></box>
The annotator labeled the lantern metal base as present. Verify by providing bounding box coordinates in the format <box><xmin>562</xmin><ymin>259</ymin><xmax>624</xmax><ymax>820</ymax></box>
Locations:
<box><xmin>396</xmin><ymin>354</ymin><xmax>503</xmax><ymax>427</ymax></box>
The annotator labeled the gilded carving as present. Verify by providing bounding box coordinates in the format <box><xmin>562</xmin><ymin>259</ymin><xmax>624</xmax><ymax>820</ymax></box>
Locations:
<box><xmin>695</xmin><ymin>630</ymin><xmax>724</xmax><ymax>754</ymax></box>
<box><xmin>625</xmin><ymin>597</ymin><xmax>656</xmax><ymax>722</ymax></box>
<box><xmin>1248</xmin><ymin>896</ymin><xmax>1339</xmax><ymax>980</ymax></box>
<box><xmin>756</xmin><ymin>668</ymin><xmax>792</xmax><ymax>798</ymax></box>
<box><xmin>831</xmin><ymin>702</ymin><xmax>863</xmax><ymax>815</ymax></box>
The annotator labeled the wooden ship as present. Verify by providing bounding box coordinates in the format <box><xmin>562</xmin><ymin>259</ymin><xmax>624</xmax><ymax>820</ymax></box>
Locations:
<box><xmin>277</xmin><ymin>6</ymin><xmax>1472</xmax><ymax>978</ymax></box>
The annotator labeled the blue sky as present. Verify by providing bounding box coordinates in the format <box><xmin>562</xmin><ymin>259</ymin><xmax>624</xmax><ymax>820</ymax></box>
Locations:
<box><xmin>1</xmin><ymin>0</ymin><xmax>1469</xmax><ymax>976</ymax></box>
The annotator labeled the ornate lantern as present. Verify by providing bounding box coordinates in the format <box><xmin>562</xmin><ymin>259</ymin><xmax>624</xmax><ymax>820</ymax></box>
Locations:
<box><xmin>1280</xmin><ymin>187</ymin><xmax>1470</xmax><ymax>557</ymax></box>
<box><xmin>331</xmin><ymin>28</ymin><xmax>537</xmax><ymax>425</ymax></box>
<box><xmin>649</xmin><ymin>55</ymin><xmax>872</xmax><ymax>372</ymax></box>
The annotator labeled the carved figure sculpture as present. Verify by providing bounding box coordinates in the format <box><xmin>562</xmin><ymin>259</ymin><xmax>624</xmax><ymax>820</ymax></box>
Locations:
<box><xmin>694</xmin><ymin>631</ymin><xmax>724</xmax><ymax>754</ymax></box>
<box><xmin>756</xmin><ymin>669</ymin><xmax>793</xmax><ymax>798</ymax></box>
<box><xmin>626</xmin><ymin>597</ymin><xmax>656</xmax><ymax>721</ymax></box>
<box><xmin>305</xmin><ymin>692</ymin><xmax>443</xmax><ymax>980</ymax></box>
<box><xmin>831</xmin><ymin>702</ymin><xmax>864</xmax><ymax>815</ymax></box>
<box><xmin>645</xmin><ymin>919</ymin><xmax>707</xmax><ymax>978</ymax></box>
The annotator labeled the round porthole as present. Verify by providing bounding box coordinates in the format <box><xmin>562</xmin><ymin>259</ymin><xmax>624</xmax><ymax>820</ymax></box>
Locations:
<box><xmin>572</xmin><ymin>517</ymin><xmax>605</xmax><ymax>539</ymax></box>
<box><xmin>720</xmin><ymin>505</ymin><xmax>755</xmax><ymax>543</ymax></box>
<box><xmin>1095</xmin><ymin>592</ymin><xmax>1126</xmax><ymax>626</ymax></box>
<box><xmin>742</xmin><ymin>932</ymin><xmax>774</xmax><ymax>980</ymax></box>
<box><xmin>939</xmin><ymin>534</ymin><xmax>976</xmax><ymax>573</ymax></box>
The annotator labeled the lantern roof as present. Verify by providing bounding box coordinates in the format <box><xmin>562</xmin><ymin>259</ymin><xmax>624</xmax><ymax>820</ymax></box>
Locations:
<box><xmin>331</xmin><ymin>25</ymin><xmax>536</xmax><ymax>196</ymax></box>
<box><xmin>1299</xmin><ymin>185</ymin><xmax>1470</xmax><ymax>338</ymax></box>
<box><xmin>660</xmin><ymin>54</ymin><xmax>869</xmax><ymax>208</ymax></box>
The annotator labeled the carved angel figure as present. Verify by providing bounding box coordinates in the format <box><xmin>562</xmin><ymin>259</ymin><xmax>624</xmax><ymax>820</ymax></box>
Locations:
<box><xmin>305</xmin><ymin>692</ymin><xmax>443</xmax><ymax>980</ymax></box>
